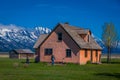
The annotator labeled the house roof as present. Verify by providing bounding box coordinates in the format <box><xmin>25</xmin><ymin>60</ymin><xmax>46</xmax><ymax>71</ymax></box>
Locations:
<box><xmin>75</xmin><ymin>29</ymin><xmax>90</xmax><ymax>34</ymax></box>
<box><xmin>61</xmin><ymin>23</ymin><xmax>102</xmax><ymax>50</ymax></box>
<box><xmin>33</xmin><ymin>34</ymin><xmax>48</xmax><ymax>48</ymax></box>
<box><xmin>33</xmin><ymin>23</ymin><xmax>102</xmax><ymax>50</ymax></box>
<box><xmin>13</xmin><ymin>49</ymin><xmax>34</xmax><ymax>54</ymax></box>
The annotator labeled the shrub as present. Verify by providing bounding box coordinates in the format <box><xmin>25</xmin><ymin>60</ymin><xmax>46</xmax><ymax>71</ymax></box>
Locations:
<box><xmin>13</xmin><ymin>62</ymin><xmax>19</xmax><ymax>68</ymax></box>
<box><xmin>86</xmin><ymin>61</ymin><xmax>91</xmax><ymax>64</ymax></box>
<box><xmin>23</xmin><ymin>63</ymin><xmax>29</xmax><ymax>68</ymax></box>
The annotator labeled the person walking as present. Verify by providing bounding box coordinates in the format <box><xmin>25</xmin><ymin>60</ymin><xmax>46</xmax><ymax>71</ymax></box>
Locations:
<box><xmin>51</xmin><ymin>55</ymin><xmax>55</xmax><ymax>65</ymax></box>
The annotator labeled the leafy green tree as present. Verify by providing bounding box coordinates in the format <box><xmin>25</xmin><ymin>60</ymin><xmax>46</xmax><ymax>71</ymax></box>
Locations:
<box><xmin>102</xmin><ymin>22</ymin><xmax>119</xmax><ymax>63</ymax></box>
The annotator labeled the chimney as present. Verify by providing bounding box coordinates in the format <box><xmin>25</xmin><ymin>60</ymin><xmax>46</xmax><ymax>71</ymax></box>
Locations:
<box><xmin>64</xmin><ymin>22</ymin><xmax>69</xmax><ymax>26</ymax></box>
<box><xmin>64</xmin><ymin>22</ymin><xmax>69</xmax><ymax>24</ymax></box>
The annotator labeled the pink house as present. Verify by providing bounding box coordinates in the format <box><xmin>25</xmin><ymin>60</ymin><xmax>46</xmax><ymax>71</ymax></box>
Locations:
<box><xmin>34</xmin><ymin>23</ymin><xmax>102</xmax><ymax>64</ymax></box>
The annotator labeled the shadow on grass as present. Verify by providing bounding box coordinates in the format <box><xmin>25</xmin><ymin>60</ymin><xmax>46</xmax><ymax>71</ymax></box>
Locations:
<box><xmin>102</xmin><ymin>61</ymin><xmax>120</xmax><ymax>64</ymax></box>
<box><xmin>21</xmin><ymin>62</ymin><xmax>35</xmax><ymax>64</ymax></box>
<box><xmin>95</xmin><ymin>73</ymin><xmax>120</xmax><ymax>79</ymax></box>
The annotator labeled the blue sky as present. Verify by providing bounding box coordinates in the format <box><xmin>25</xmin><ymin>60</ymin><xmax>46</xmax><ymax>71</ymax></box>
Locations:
<box><xmin>0</xmin><ymin>0</ymin><xmax>120</xmax><ymax>38</ymax></box>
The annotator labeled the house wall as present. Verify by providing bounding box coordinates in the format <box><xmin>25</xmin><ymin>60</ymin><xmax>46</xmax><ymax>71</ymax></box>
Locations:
<box><xmin>19</xmin><ymin>53</ymin><xmax>35</xmax><ymax>59</ymax></box>
<box><xmin>9</xmin><ymin>51</ymin><xmax>19</xmax><ymax>59</ymax></box>
<box><xmin>79</xmin><ymin>49</ymin><xmax>91</xmax><ymax>64</ymax></box>
<box><xmin>9</xmin><ymin>50</ymin><xmax>35</xmax><ymax>59</ymax></box>
<box><xmin>91</xmin><ymin>50</ymin><xmax>101</xmax><ymax>63</ymax></box>
<box><xmin>80</xmin><ymin>49</ymin><xmax>101</xmax><ymax>64</ymax></box>
<box><xmin>35</xmin><ymin>48</ymin><xmax>40</xmax><ymax>61</ymax></box>
<box><xmin>91</xmin><ymin>50</ymin><xmax>96</xmax><ymax>63</ymax></box>
<box><xmin>94</xmin><ymin>50</ymin><xmax>101</xmax><ymax>63</ymax></box>
<box><xmin>40</xmin><ymin>25</ymin><xmax>80</xmax><ymax>63</ymax></box>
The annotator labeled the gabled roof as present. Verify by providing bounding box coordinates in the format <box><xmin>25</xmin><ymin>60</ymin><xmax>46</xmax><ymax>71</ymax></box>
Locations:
<box><xmin>33</xmin><ymin>34</ymin><xmax>48</xmax><ymax>48</ymax></box>
<box><xmin>33</xmin><ymin>23</ymin><xmax>102</xmax><ymax>50</ymax></box>
<box><xmin>13</xmin><ymin>49</ymin><xmax>34</xmax><ymax>54</ymax></box>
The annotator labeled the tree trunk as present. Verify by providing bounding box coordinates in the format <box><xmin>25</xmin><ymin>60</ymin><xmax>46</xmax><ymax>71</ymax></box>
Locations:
<box><xmin>107</xmin><ymin>47</ymin><xmax>111</xmax><ymax>63</ymax></box>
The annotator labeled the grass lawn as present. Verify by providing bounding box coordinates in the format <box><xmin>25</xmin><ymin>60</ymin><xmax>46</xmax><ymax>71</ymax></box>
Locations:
<box><xmin>0</xmin><ymin>58</ymin><xmax>120</xmax><ymax>80</ymax></box>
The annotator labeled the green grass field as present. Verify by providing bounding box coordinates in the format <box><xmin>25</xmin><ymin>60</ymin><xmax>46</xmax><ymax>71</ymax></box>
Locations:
<box><xmin>0</xmin><ymin>58</ymin><xmax>120</xmax><ymax>80</ymax></box>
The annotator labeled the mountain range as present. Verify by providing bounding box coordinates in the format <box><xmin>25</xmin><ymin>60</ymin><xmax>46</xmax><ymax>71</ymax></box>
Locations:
<box><xmin>0</xmin><ymin>24</ymin><xmax>119</xmax><ymax>53</ymax></box>
<box><xmin>0</xmin><ymin>24</ymin><xmax>51</xmax><ymax>52</ymax></box>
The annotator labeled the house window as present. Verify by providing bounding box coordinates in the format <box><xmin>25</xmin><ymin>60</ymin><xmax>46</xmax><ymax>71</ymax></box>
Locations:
<box><xmin>44</xmin><ymin>48</ymin><xmax>52</xmax><ymax>55</ymax></box>
<box><xmin>96</xmin><ymin>50</ymin><xmax>98</xmax><ymax>57</ymax></box>
<box><xmin>57</xmin><ymin>33</ymin><xmax>62</xmax><ymax>41</ymax></box>
<box><xmin>66</xmin><ymin>49</ymin><xmax>71</xmax><ymax>57</ymax></box>
<box><xmin>85</xmin><ymin>50</ymin><xmax>87</xmax><ymax>57</ymax></box>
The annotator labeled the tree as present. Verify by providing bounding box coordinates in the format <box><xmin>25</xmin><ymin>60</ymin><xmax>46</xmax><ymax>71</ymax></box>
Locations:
<box><xmin>102</xmin><ymin>22</ymin><xmax>119</xmax><ymax>63</ymax></box>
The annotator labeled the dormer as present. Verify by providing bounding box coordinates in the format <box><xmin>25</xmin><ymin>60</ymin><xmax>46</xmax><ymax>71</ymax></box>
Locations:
<box><xmin>76</xmin><ymin>29</ymin><xmax>91</xmax><ymax>42</ymax></box>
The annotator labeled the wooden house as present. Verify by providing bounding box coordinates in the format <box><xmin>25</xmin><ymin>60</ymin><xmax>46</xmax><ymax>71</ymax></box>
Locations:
<box><xmin>34</xmin><ymin>23</ymin><xmax>102</xmax><ymax>64</ymax></box>
<box><xmin>9</xmin><ymin>49</ymin><xmax>35</xmax><ymax>59</ymax></box>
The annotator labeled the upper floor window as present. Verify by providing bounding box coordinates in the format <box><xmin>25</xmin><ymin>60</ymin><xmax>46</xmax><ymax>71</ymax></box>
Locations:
<box><xmin>66</xmin><ymin>49</ymin><xmax>71</xmax><ymax>57</ymax></box>
<box><xmin>57</xmin><ymin>33</ymin><xmax>62</xmax><ymax>41</ymax></box>
<box><xmin>44</xmin><ymin>48</ymin><xmax>52</xmax><ymax>55</ymax></box>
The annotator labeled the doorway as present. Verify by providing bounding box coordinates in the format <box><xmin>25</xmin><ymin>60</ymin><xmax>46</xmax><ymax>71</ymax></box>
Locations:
<box><xmin>91</xmin><ymin>50</ymin><xmax>93</xmax><ymax>63</ymax></box>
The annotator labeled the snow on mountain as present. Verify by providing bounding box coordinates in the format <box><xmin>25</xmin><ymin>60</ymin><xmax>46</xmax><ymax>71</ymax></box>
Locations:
<box><xmin>0</xmin><ymin>24</ymin><xmax>119</xmax><ymax>53</ymax></box>
<box><xmin>34</xmin><ymin>26</ymin><xmax>51</xmax><ymax>37</ymax></box>
<box><xmin>0</xmin><ymin>24</ymin><xmax>51</xmax><ymax>51</ymax></box>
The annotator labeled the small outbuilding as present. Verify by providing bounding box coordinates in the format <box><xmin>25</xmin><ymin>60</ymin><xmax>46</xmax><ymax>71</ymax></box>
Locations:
<box><xmin>9</xmin><ymin>49</ymin><xmax>35</xmax><ymax>59</ymax></box>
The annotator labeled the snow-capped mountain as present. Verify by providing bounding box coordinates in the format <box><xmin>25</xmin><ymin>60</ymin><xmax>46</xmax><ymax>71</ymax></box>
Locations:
<box><xmin>0</xmin><ymin>24</ymin><xmax>51</xmax><ymax>51</ymax></box>
<box><xmin>0</xmin><ymin>24</ymin><xmax>119</xmax><ymax>53</ymax></box>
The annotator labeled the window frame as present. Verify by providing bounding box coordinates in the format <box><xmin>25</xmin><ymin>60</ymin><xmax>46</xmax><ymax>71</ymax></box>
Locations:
<box><xmin>44</xmin><ymin>48</ymin><xmax>53</xmax><ymax>55</ymax></box>
<box><xmin>57</xmin><ymin>32</ymin><xmax>62</xmax><ymax>41</ymax></box>
<box><xmin>66</xmin><ymin>49</ymin><xmax>71</xmax><ymax>57</ymax></box>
